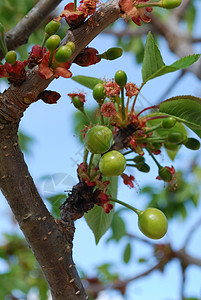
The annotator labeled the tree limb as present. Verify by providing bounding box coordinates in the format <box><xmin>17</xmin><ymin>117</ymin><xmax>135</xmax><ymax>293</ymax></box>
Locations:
<box><xmin>0</xmin><ymin>0</ymin><xmax>120</xmax><ymax>299</ymax></box>
<box><xmin>0</xmin><ymin>0</ymin><xmax>63</xmax><ymax>60</ymax></box>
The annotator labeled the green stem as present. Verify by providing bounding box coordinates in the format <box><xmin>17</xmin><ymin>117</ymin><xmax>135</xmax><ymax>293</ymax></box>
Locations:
<box><xmin>48</xmin><ymin>50</ymin><xmax>54</xmax><ymax>67</ymax></box>
<box><xmin>41</xmin><ymin>33</ymin><xmax>49</xmax><ymax>48</ymax></box>
<box><xmin>83</xmin><ymin>147</ymin><xmax>89</xmax><ymax>164</ymax></box>
<box><xmin>99</xmin><ymin>104</ymin><xmax>104</xmax><ymax>125</ymax></box>
<box><xmin>82</xmin><ymin>111</ymin><xmax>91</xmax><ymax>124</ymax></box>
<box><xmin>110</xmin><ymin>198</ymin><xmax>141</xmax><ymax>215</ymax></box>
<box><xmin>126</xmin><ymin>163</ymin><xmax>138</xmax><ymax>168</ymax></box>
<box><xmin>0</xmin><ymin>33</ymin><xmax>8</xmax><ymax>57</ymax></box>
<box><xmin>146</xmin><ymin>148</ymin><xmax>161</xmax><ymax>169</ymax></box>
<box><xmin>74</xmin><ymin>0</ymin><xmax>77</xmax><ymax>11</ymax></box>
<box><xmin>121</xmin><ymin>87</ymin><xmax>125</xmax><ymax>121</ymax></box>
<box><xmin>139</xmin><ymin>137</ymin><xmax>166</xmax><ymax>143</ymax></box>
<box><xmin>145</xmin><ymin>124</ymin><xmax>162</xmax><ymax>134</ymax></box>
<box><xmin>123</xmin><ymin>150</ymin><xmax>133</xmax><ymax>156</ymax></box>
<box><xmin>87</xmin><ymin>153</ymin><xmax>94</xmax><ymax>177</ymax></box>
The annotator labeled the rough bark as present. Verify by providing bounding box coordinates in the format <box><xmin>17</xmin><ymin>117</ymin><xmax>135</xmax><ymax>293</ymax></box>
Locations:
<box><xmin>0</xmin><ymin>0</ymin><xmax>120</xmax><ymax>299</ymax></box>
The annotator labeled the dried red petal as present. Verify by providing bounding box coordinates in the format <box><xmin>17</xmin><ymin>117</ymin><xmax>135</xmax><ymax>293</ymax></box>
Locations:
<box><xmin>5</xmin><ymin>60</ymin><xmax>27</xmax><ymax>85</ymax></box>
<box><xmin>38</xmin><ymin>90</ymin><xmax>61</xmax><ymax>104</ymax></box>
<box><xmin>28</xmin><ymin>45</ymin><xmax>46</xmax><ymax>69</ymax></box>
<box><xmin>74</xmin><ymin>47</ymin><xmax>101</xmax><ymax>67</ymax></box>
<box><xmin>121</xmin><ymin>173</ymin><xmax>135</xmax><ymax>188</ymax></box>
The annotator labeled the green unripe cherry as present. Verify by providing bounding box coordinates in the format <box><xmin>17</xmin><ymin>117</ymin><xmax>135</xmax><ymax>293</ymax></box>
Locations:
<box><xmin>72</xmin><ymin>96</ymin><xmax>83</xmax><ymax>110</ymax></box>
<box><xmin>105</xmin><ymin>47</ymin><xmax>123</xmax><ymax>60</ymax></box>
<box><xmin>133</xmin><ymin>155</ymin><xmax>145</xmax><ymax>164</ymax></box>
<box><xmin>66</xmin><ymin>41</ymin><xmax>75</xmax><ymax>52</ymax></box>
<box><xmin>5</xmin><ymin>50</ymin><xmax>17</xmax><ymax>65</ymax></box>
<box><xmin>136</xmin><ymin>163</ymin><xmax>150</xmax><ymax>173</ymax></box>
<box><xmin>164</xmin><ymin>142</ymin><xmax>179</xmax><ymax>151</ymax></box>
<box><xmin>93</xmin><ymin>83</ymin><xmax>106</xmax><ymax>104</ymax></box>
<box><xmin>159</xmin><ymin>167</ymin><xmax>172</xmax><ymax>182</ymax></box>
<box><xmin>99</xmin><ymin>150</ymin><xmax>126</xmax><ymax>177</ymax></box>
<box><xmin>84</xmin><ymin>125</ymin><xmax>113</xmax><ymax>154</ymax></box>
<box><xmin>184</xmin><ymin>137</ymin><xmax>200</xmax><ymax>150</ymax></box>
<box><xmin>55</xmin><ymin>45</ymin><xmax>72</xmax><ymax>63</ymax></box>
<box><xmin>161</xmin><ymin>0</ymin><xmax>182</xmax><ymax>9</ymax></box>
<box><xmin>46</xmin><ymin>35</ymin><xmax>61</xmax><ymax>51</ymax></box>
<box><xmin>45</xmin><ymin>21</ymin><xmax>60</xmax><ymax>36</ymax></box>
<box><xmin>115</xmin><ymin>70</ymin><xmax>127</xmax><ymax>87</ymax></box>
<box><xmin>161</xmin><ymin>117</ymin><xmax>176</xmax><ymax>129</ymax></box>
<box><xmin>138</xmin><ymin>208</ymin><xmax>168</xmax><ymax>239</ymax></box>
<box><xmin>167</xmin><ymin>131</ymin><xmax>185</xmax><ymax>144</ymax></box>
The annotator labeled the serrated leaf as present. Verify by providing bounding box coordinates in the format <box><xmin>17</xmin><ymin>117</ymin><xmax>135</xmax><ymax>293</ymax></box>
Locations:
<box><xmin>71</xmin><ymin>75</ymin><xmax>103</xmax><ymax>90</ymax></box>
<box><xmin>142</xmin><ymin>32</ymin><xmax>165</xmax><ymax>82</ymax></box>
<box><xmin>144</xmin><ymin>54</ymin><xmax>200</xmax><ymax>84</ymax></box>
<box><xmin>159</xmin><ymin>96</ymin><xmax>201</xmax><ymax>137</ymax></box>
<box><xmin>123</xmin><ymin>242</ymin><xmax>131</xmax><ymax>264</ymax></box>
<box><xmin>84</xmin><ymin>177</ymin><xmax>118</xmax><ymax>244</ymax></box>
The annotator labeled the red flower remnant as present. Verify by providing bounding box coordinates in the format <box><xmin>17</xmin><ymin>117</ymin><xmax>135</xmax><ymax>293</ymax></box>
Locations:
<box><xmin>54</xmin><ymin>3</ymin><xmax>86</xmax><ymax>28</ymax></box>
<box><xmin>38</xmin><ymin>51</ymin><xmax>72</xmax><ymax>79</ymax></box>
<box><xmin>104</xmin><ymin>80</ymin><xmax>121</xmax><ymax>98</ymax></box>
<box><xmin>28</xmin><ymin>45</ymin><xmax>46</xmax><ymax>69</ymax></box>
<box><xmin>5</xmin><ymin>60</ymin><xmax>27</xmax><ymax>86</ymax></box>
<box><xmin>68</xmin><ymin>92</ymin><xmax>86</xmax><ymax>103</ymax></box>
<box><xmin>38</xmin><ymin>90</ymin><xmax>61</xmax><ymax>104</ymax></box>
<box><xmin>156</xmin><ymin>166</ymin><xmax>175</xmax><ymax>182</ymax></box>
<box><xmin>121</xmin><ymin>173</ymin><xmax>135</xmax><ymax>188</ymax></box>
<box><xmin>79</xmin><ymin>0</ymin><xmax>99</xmax><ymax>16</ymax></box>
<box><xmin>97</xmin><ymin>191</ymin><xmax>113</xmax><ymax>213</ymax></box>
<box><xmin>119</xmin><ymin>0</ymin><xmax>152</xmax><ymax>26</ymax></box>
<box><xmin>100</xmin><ymin>102</ymin><xmax>117</xmax><ymax>117</ymax></box>
<box><xmin>0</xmin><ymin>64</ymin><xmax>8</xmax><ymax>78</ymax></box>
<box><xmin>125</xmin><ymin>82</ymin><xmax>139</xmax><ymax>97</ymax></box>
<box><xmin>74</xmin><ymin>47</ymin><xmax>101</xmax><ymax>67</ymax></box>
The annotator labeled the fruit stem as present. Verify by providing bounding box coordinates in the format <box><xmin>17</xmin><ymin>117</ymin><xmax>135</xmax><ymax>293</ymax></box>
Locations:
<box><xmin>74</xmin><ymin>0</ymin><xmax>77</xmax><ymax>11</ymax></box>
<box><xmin>0</xmin><ymin>31</ymin><xmax>8</xmax><ymax>57</ymax></box>
<box><xmin>41</xmin><ymin>33</ymin><xmax>49</xmax><ymax>49</ymax></box>
<box><xmin>48</xmin><ymin>50</ymin><xmax>54</xmax><ymax>67</ymax></box>
<box><xmin>121</xmin><ymin>87</ymin><xmax>125</xmax><ymax>121</ymax></box>
<box><xmin>82</xmin><ymin>110</ymin><xmax>91</xmax><ymax>124</ymax></box>
<box><xmin>87</xmin><ymin>153</ymin><xmax>94</xmax><ymax>176</ymax></box>
<box><xmin>110</xmin><ymin>198</ymin><xmax>141</xmax><ymax>215</ymax></box>
<box><xmin>137</xmin><ymin>105</ymin><xmax>159</xmax><ymax>117</ymax></box>
<box><xmin>99</xmin><ymin>104</ymin><xmax>104</xmax><ymax>125</ymax></box>
<box><xmin>145</xmin><ymin>123</ymin><xmax>162</xmax><ymax>134</ymax></box>
<box><xmin>83</xmin><ymin>147</ymin><xmax>89</xmax><ymax>164</ymax></box>
<box><xmin>146</xmin><ymin>148</ymin><xmax>161</xmax><ymax>169</ymax></box>
<box><xmin>126</xmin><ymin>163</ymin><xmax>138</xmax><ymax>168</ymax></box>
<box><xmin>123</xmin><ymin>150</ymin><xmax>133</xmax><ymax>156</ymax></box>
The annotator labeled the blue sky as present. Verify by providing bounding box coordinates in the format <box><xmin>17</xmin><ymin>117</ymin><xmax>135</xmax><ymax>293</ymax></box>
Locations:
<box><xmin>1</xmin><ymin>2</ymin><xmax>201</xmax><ymax>299</ymax></box>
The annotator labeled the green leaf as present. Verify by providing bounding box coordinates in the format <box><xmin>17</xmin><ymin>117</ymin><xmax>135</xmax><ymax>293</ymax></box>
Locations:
<box><xmin>142</xmin><ymin>32</ymin><xmax>165</xmax><ymax>82</ymax></box>
<box><xmin>84</xmin><ymin>177</ymin><xmax>118</xmax><ymax>244</ymax></box>
<box><xmin>143</xmin><ymin>54</ymin><xmax>200</xmax><ymax>84</ymax></box>
<box><xmin>110</xmin><ymin>212</ymin><xmax>126</xmax><ymax>242</ymax></box>
<box><xmin>71</xmin><ymin>75</ymin><xmax>103</xmax><ymax>90</ymax></box>
<box><xmin>123</xmin><ymin>242</ymin><xmax>131</xmax><ymax>264</ymax></box>
<box><xmin>159</xmin><ymin>96</ymin><xmax>201</xmax><ymax>137</ymax></box>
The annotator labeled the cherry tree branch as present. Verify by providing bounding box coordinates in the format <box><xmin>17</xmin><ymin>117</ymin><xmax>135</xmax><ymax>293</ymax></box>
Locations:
<box><xmin>0</xmin><ymin>0</ymin><xmax>120</xmax><ymax>299</ymax></box>
<box><xmin>0</xmin><ymin>0</ymin><xmax>63</xmax><ymax>60</ymax></box>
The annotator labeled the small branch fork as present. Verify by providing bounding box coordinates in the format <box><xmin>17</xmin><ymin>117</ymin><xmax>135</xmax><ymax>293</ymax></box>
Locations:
<box><xmin>0</xmin><ymin>0</ymin><xmax>120</xmax><ymax>299</ymax></box>
<box><xmin>85</xmin><ymin>229</ymin><xmax>201</xmax><ymax>298</ymax></box>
